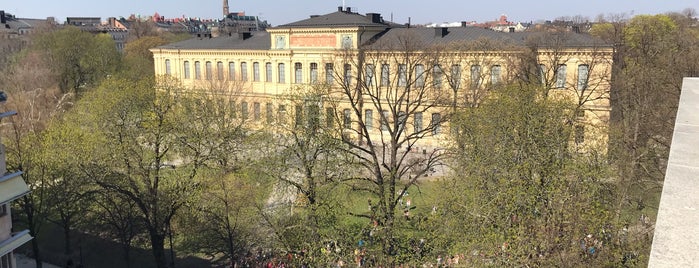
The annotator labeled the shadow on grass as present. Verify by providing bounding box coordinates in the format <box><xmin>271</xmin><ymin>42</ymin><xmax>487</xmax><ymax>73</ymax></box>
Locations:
<box><xmin>18</xmin><ymin>223</ymin><xmax>212</xmax><ymax>268</ymax></box>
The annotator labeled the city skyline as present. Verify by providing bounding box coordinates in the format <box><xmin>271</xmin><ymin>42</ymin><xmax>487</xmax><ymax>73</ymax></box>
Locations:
<box><xmin>2</xmin><ymin>0</ymin><xmax>696</xmax><ymax>26</ymax></box>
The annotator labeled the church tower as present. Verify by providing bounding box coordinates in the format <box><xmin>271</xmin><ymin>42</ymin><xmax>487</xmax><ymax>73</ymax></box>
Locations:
<box><xmin>223</xmin><ymin>0</ymin><xmax>230</xmax><ymax>17</ymax></box>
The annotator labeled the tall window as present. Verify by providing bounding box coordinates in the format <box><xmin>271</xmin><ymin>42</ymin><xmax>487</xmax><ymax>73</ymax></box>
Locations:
<box><xmin>414</xmin><ymin>112</ymin><xmax>423</xmax><ymax>133</ymax></box>
<box><xmin>278</xmin><ymin>105</ymin><xmax>287</xmax><ymax>124</ymax></box>
<box><xmin>278</xmin><ymin>63</ymin><xmax>285</xmax><ymax>83</ymax></box>
<box><xmin>491</xmin><ymin>65</ymin><xmax>501</xmax><ymax>85</ymax></box>
<box><xmin>431</xmin><ymin>113</ymin><xmax>442</xmax><ymax>135</ymax></box>
<box><xmin>253</xmin><ymin>102</ymin><xmax>261</xmax><ymax>121</ymax></box>
<box><xmin>398</xmin><ymin>64</ymin><xmax>407</xmax><ymax>86</ymax></box>
<box><xmin>365</xmin><ymin>109</ymin><xmax>373</xmax><ymax>130</ymax></box>
<box><xmin>295</xmin><ymin>63</ymin><xmax>303</xmax><ymax>84</ymax></box>
<box><xmin>415</xmin><ymin>64</ymin><xmax>425</xmax><ymax>87</ymax></box>
<box><xmin>380</xmin><ymin>110</ymin><xmax>389</xmax><ymax>131</ymax></box>
<box><xmin>326</xmin><ymin>107</ymin><xmax>334</xmax><ymax>127</ymax></box>
<box><xmin>217</xmin><ymin>61</ymin><xmax>224</xmax><ymax>80</ymax></box>
<box><xmin>265</xmin><ymin>63</ymin><xmax>273</xmax><ymax>82</ymax></box>
<box><xmin>538</xmin><ymin>64</ymin><xmax>546</xmax><ymax>84</ymax></box>
<box><xmin>343</xmin><ymin>108</ymin><xmax>352</xmax><ymax>129</ymax></box>
<box><xmin>577</xmin><ymin>64</ymin><xmax>589</xmax><ymax>90</ymax></box>
<box><xmin>241</xmin><ymin>62</ymin><xmax>248</xmax><ymax>81</ymax></box>
<box><xmin>325</xmin><ymin>63</ymin><xmax>334</xmax><ymax>84</ymax></box>
<box><xmin>451</xmin><ymin>64</ymin><xmax>462</xmax><ymax>89</ymax></box>
<box><xmin>266</xmin><ymin>103</ymin><xmax>274</xmax><ymax>123</ymax></box>
<box><xmin>194</xmin><ymin>61</ymin><xmax>202</xmax><ymax>80</ymax></box>
<box><xmin>229</xmin><ymin>101</ymin><xmax>236</xmax><ymax>118</ymax></box>
<box><xmin>205</xmin><ymin>61</ymin><xmax>213</xmax><ymax>80</ymax></box>
<box><xmin>295</xmin><ymin>105</ymin><xmax>303</xmax><ymax>127</ymax></box>
<box><xmin>165</xmin><ymin>59</ymin><xmax>171</xmax><ymax>75</ymax></box>
<box><xmin>253</xmin><ymin>62</ymin><xmax>260</xmax><ymax>81</ymax></box>
<box><xmin>555</xmin><ymin>64</ymin><xmax>567</xmax><ymax>88</ymax></box>
<box><xmin>310</xmin><ymin>63</ymin><xmax>318</xmax><ymax>83</ymax></box>
<box><xmin>432</xmin><ymin>65</ymin><xmax>442</xmax><ymax>89</ymax></box>
<box><xmin>469</xmin><ymin>65</ymin><xmax>480</xmax><ymax>88</ymax></box>
<box><xmin>241</xmin><ymin>102</ymin><xmax>249</xmax><ymax>120</ymax></box>
<box><xmin>307</xmin><ymin>104</ymin><xmax>320</xmax><ymax>129</ymax></box>
<box><xmin>184</xmin><ymin>61</ymin><xmax>190</xmax><ymax>79</ymax></box>
<box><xmin>228</xmin><ymin>62</ymin><xmax>235</xmax><ymax>80</ymax></box>
<box><xmin>381</xmin><ymin>64</ymin><xmax>390</xmax><ymax>86</ymax></box>
<box><xmin>365</xmin><ymin>64</ymin><xmax>375</xmax><ymax>87</ymax></box>
<box><xmin>397</xmin><ymin>111</ymin><xmax>407</xmax><ymax>134</ymax></box>
<box><xmin>343</xmin><ymin>64</ymin><xmax>352</xmax><ymax>87</ymax></box>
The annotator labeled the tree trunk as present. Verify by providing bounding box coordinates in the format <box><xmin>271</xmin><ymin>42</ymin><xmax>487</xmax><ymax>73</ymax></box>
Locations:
<box><xmin>63</xmin><ymin>221</ymin><xmax>72</xmax><ymax>256</ymax></box>
<box><xmin>31</xmin><ymin>238</ymin><xmax>43</xmax><ymax>268</ymax></box>
<box><xmin>122</xmin><ymin>242</ymin><xmax>132</xmax><ymax>268</ymax></box>
<box><xmin>149</xmin><ymin>231</ymin><xmax>167</xmax><ymax>268</ymax></box>
<box><xmin>23</xmin><ymin>197</ymin><xmax>42</xmax><ymax>268</ymax></box>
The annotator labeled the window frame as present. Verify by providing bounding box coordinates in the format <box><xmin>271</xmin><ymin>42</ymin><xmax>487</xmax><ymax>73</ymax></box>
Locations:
<box><xmin>194</xmin><ymin>61</ymin><xmax>202</xmax><ymax>80</ymax></box>
<box><xmin>577</xmin><ymin>64</ymin><xmax>589</xmax><ymax>90</ymax></box>
<box><xmin>183</xmin><ymin>61</ymin><xmax>190</xmax><ymax>79</ymax></box>
<box><xmin>278</xmin><ymin>63</ymin><xmax>286</xmax><ymax>83</ymax></box>
<box><xmin>241</xmin><ymin>62</ymin><xmax>248</xmax><ymax>81</ymax></box>
<box><xmin>228</xmin><ymin>62</ymin><xmax>236</xmax><ymax>80</ymax></box>
<box><xmin>253</xmin><ymin>62</ymin><xmax>261</xmax><ymax>82</ymax></box>
<box><xmin>217</xmin><ymin>61</ymin><xmax>224</xmax><ymax>80</ymax></box>
<box><xmin>265</xmin><ymin>62</ymin><xmax>273</xmax><ymax>82</ymax></box>
<box><xmin>294</xmin><ymin>62</ymin><xmax>303</xmax><ymax>84</ymax></box>
<box><xmin>380</xmin><ymin>64</ymin><xmax>390</xmax><ymax>87</ymax></box>
<box><xmin>555</xmin><ymin>64</ymin><xmax>567</xmax><ymax>88</ymax></box>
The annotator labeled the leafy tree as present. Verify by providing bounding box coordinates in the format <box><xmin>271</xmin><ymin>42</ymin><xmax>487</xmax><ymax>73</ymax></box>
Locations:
<box><xmin>74</xmin><ymin>76</ymin><xmax>207</xmax><ymax>268</ymax></box>
<box><xmin>35</xmin><ymin>118</ymin><xmax>100</xmax><ymax>262</ymax></box>
<box><xmin>181</xmin><ymin>169</ymin><xmax>268</xmax><ymax>267</ymax></box>
<box><xmin>253</xmin><ymin>85</ymin><xmax>358</xmax><ymax>265</ymax></box>
<box><xmin>440</xmin><ymin>85</ymin><xmax>616</xmax><ymax>266</ymax></box>
<box><xmin>2</xmin><ymin>52</ymin><xmax>73</xmax><ymax>267</ymax></box>
<box><xmin>34</xmin><ymin>26</ymin><xmax>121</xmax><ymax>95</ymax></box>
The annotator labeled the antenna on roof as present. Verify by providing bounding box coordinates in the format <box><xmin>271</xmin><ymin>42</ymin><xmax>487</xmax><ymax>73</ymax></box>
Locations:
<box><xmin>342</xmin><ymin>0</ymin><xmax>346</xmax><ymax>10</ymax></box>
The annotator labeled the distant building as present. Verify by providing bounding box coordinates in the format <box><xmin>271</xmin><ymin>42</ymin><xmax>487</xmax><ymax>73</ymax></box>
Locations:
<box><xmin>0</xmin><ymin>105</ymin><xmax>32</xmax><ymax>268</ymax></box>
<box><xmin>0</xmin><ymin>11</ymin><xmax>55</xmax><ymax>65</ymax></box>
<box><xmin>425</xmin><ymin>15</ymin><xmax>528</xmax><ymax>32</ymax></box>
<box><xmin>1</xmin><ymin>10</ymin><xmax>55</xmax><ymax>38</ymax></box>
<box><xmin>66</xmin><ymin>17</ymin><xmax>128</xmax><ymax>52</ymax></box>
<box><xmin>151</xmin><ymin>7</ymin><xmax>612</xmax><ymax>150</ymax></box>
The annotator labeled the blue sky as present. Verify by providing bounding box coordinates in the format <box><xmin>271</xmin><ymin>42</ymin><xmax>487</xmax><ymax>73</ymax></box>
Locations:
<box><xmin>3</xmin><ymin>0</ymin><xmax>696</xmax><ymax>25</ymax></box>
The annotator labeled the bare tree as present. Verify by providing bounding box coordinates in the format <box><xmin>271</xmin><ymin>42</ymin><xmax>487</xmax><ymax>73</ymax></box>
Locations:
<box><xmin>325</xmin><ymin>30</ymin><xmax>450</xmax><ymax>262</ymax></box>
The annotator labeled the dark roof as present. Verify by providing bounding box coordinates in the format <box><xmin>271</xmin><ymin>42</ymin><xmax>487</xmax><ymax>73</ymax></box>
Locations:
<box><xmin>370</xmin><ymin>27</ymin><xmax>610</xmax><ymax>49</ymax></box>
<box><xmin>276</xmin><ymin>11</ymin><xmax>390</xmax><ymax>28</ymax></box>
<box><xmin>156</xmin><ymin>31</ymin><xmax>270</xmax><ymax>50</ymax></box>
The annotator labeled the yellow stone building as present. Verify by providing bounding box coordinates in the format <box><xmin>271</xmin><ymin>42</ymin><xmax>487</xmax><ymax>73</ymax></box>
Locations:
<box><xmin>150</xmin><ymin>7</ymin><xmax>612</xmax><ymax>150</ymax></box>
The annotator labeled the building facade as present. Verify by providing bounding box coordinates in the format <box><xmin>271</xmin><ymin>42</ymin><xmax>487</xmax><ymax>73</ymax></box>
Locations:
<box><xmin>151</xmin><ymin>7</ymin><xmax>613</xmax><ymax>150</ymax></box>
<box><xmin>0</xmin><ymin>109</ymin><xmax>32</xmax><ymax>268</ymax></box>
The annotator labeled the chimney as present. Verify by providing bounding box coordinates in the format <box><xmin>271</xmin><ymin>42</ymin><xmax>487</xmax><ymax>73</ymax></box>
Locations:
<box><xmin>0</xmin><ymin>11</ymin><xmax>5</xmax><ymax>24</ymax></box>
<box><xmin>435</xmin><ymin>27</ymin><xmax>448</xmax><ymax>38</ymax></box>
<box><xmin>346</xmin><ymin>7</ymin><xmax>352</xmax><ymax>13</ymax></box>
<box><xmin>572</xmin><ymin>25</ymin><xmax>580</xmax><ymax>33</ymax></box>
<box><xmin>366</xmin><ymin>13</ymin><xmax>381</xmax><ymax>23</ymax></box>
<box><xmin>338</xmin><ymin>6</ymin><xmax>343</xmax><ymax>12</ymax></box>
<box><xmin>461</xmin><ymin>21</ymin><xmax>468</xmax><ymax>27</ymax></box>
<box><xmin>509</xmin><ymin>27</ymin><xmax>515</xmax><ymax>33</ymax></box>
